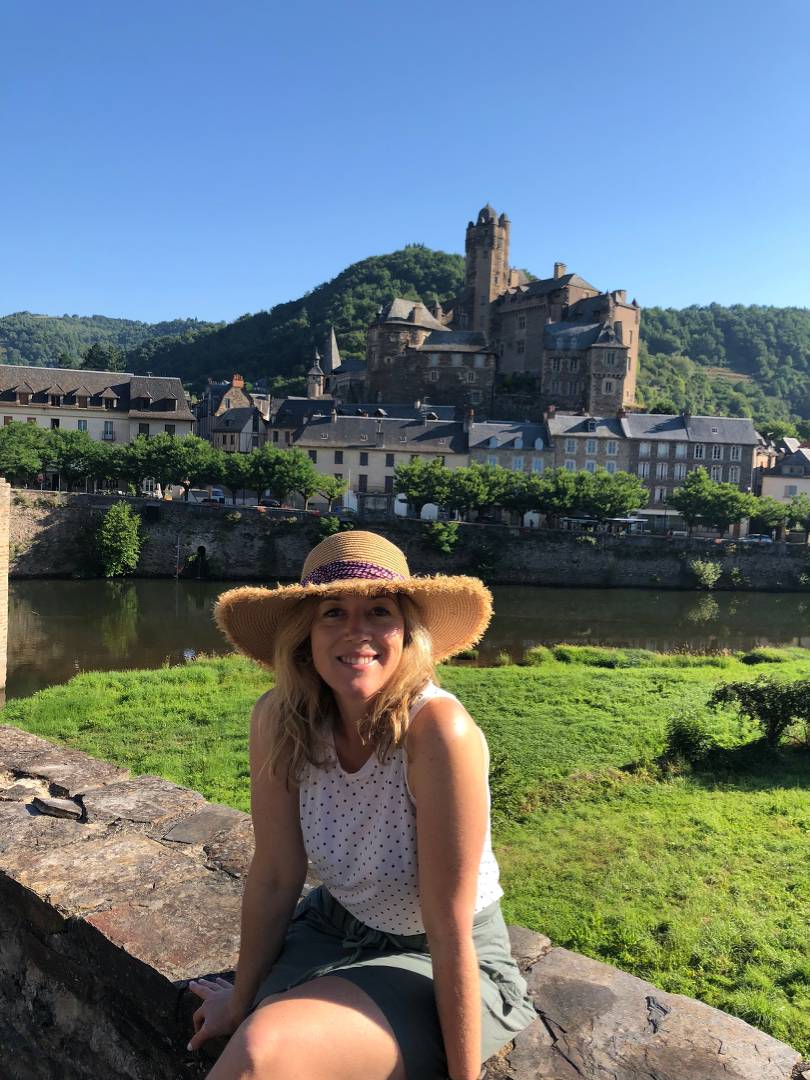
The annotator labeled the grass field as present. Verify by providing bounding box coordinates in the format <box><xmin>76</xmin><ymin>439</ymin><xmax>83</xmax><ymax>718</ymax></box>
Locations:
<box><xmin>4</xmin><ymin>648</ymin><xmax>810</xmax><ymax>1053</ymax></box>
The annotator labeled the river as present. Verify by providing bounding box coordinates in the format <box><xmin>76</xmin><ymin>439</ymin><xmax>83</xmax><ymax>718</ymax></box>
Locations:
<box><xmin>7</xmin><ymin>579</ymin><xmax>810</xmax><ymax>700</ymax></box>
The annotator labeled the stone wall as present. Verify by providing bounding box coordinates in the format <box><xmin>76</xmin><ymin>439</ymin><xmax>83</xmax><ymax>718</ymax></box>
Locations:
<box><xmin>0</xmin><ymin>477</ymin><xmax>10</xmax><ymax>688</ymax></box>
<box><xmin>8</xmin><ymin>492</ymin><xmax>810</xmax><ymax>591</ymax></box>
<box><xmin>0</xmin><ymin>725</ymin><xmax>803</xmax><ymax>1080</ymax></box>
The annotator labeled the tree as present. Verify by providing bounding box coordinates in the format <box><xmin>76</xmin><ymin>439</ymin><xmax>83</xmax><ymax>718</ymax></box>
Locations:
<box><xmin>47</xmin><ymin>429</ymin><xmax>98</xmax><ymax>490</ymax></box>
<box><xmin>788</xmin><ymin>493</ymin><xmax>810</xmax><ymax>542</ymax></box>
<box><xmin>701</xmin><ymin>483</ymin><xmax>757</xmax><ymax>532</ymax></box>
<box><xmin>82</xmin><ymin>341</ymin><xmax>125</xmax><ymax>372</ymax></box>
<box><xmin>96</xmin><ymin>501</ymin><xmax>141</xmax><ymax>577</ymax></box>
<box><xmin>668</xmin><ymin>467</ymin><xmax>716</xmax><ymax>534</ymax></box>
<box><xmin>393</xmin><ymin>458</ymin><xmax>451</xmax><ymax>516</ymax></box>
<box><xmin>142</xmin><ymin>433</ymin><xmax>192</xmax><ymax>493</ymax></box>
<box><xmin>118</xmin><ymin>437</ymin><xmax>151</xmax><ymax>493</ymax></box>
<box><xmin>444</xmin><ymin>464</ymin><xmax>493</xmax><ymax>521</ymax></box>
<box><xmin>220</xmin><ymin>452</ymin><xmax>252</xmax><ymax>504</ymax></box>
<box><xmin>578</xmin><ymin>470</ymin><xmax>650</xmax><ymax>521</ymax></box>
<box><xmin>172</xmin><ymin>435</ymin><xmax>220</xmax><ymax>500</ymax></box>
<box><xmin>710</xmin><ymin>676</ymin><xmax>810</xmax><ymax>749</ymax></box>
<box><xmin>316</xmin><ymin>475</ymin><xmax>348</xmax><ymax>511</ymax></box>
<box><xmin>534</xmin><ymin>468</ymin><xmax>578</xmax><ymax>524</ymax></box>
<box><xmin>0</xmin><ymin>421</ymin><xmax>52</xmax><ymax>485</ymax></box>
<box><xmin>749</xmin><ymin>496</ymin><xmax>791</xmax><ymax>536</ymax></box>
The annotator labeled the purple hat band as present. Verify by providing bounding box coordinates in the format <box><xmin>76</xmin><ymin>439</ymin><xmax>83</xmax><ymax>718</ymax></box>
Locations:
<box><xmin>301</xmin><ymin>559</ymin><xmax>406</xmax><ymax>587</ymax></box>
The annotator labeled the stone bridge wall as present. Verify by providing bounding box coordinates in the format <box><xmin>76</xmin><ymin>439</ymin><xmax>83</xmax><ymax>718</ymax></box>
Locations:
<box><xmin>8</xmin><ymin>492</ymin><xmax>810</xmax><ymax>591</ymax></box>
<box><xmin>0</xmin><ymin>725</ymin><xmax>804</xmax><ymax>1080</ymax></box>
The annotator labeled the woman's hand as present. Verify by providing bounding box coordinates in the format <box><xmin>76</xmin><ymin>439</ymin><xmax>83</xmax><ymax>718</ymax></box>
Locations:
<box><xmin>187</xmin><ymin>976</ymin><xmax>245</xmax><ymax>1051</ymax></box>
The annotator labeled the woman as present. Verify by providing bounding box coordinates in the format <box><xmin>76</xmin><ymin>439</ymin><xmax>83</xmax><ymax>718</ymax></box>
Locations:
<box><xmin>188</xmin><ymin>530</ymin><xmax>536</xmax><ymax>1079</ymax></box>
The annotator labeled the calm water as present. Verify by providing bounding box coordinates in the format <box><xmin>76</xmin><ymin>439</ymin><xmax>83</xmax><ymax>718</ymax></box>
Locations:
<box><xmin>7</xmin><ymin>578</ymin><xmax>810</xmax><ymax>700</ymax></box>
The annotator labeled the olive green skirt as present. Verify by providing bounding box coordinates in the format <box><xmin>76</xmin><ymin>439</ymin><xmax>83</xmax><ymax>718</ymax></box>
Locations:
<box><xmin>250</xmin><ymin>885</ymin><xmax>537</xmax><ymax>1079</ymax></box>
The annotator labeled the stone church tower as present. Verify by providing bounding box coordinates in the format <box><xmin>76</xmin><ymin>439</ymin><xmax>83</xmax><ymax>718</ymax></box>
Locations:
<box><xmin>462</xmin><ymin>205</ymin><xmax>511</xmax><ymax>337</ymax></box>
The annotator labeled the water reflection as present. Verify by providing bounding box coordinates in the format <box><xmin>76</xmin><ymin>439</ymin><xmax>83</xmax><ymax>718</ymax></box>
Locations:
<box><xmin>7</xmin><ymin>579</ymin><xmax>810</xmax><ymax>699</ymax></box>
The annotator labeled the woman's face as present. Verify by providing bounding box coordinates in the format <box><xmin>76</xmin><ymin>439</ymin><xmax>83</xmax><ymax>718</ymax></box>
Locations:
<box><xmin>309</xmin><ymin>592</ymin><xmax>405</xmax><ymax>708</ymax></box>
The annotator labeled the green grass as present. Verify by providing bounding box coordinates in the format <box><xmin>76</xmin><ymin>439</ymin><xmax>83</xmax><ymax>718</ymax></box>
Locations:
<box><xmin>5</xmin><ymin>648</ymin><xmax>810</xmax><ymax>1053</ymax></box>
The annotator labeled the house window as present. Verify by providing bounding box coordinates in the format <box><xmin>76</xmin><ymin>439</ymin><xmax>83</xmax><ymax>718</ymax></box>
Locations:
<box><xmin>639</xmin><ymin>441</ymin><xmax>651</xmax><ymax>458</ymax></box>
<box><xmin>656</xmin><ymin>462</ymin><xmax>668</xmax><ymax>480</ymax></box>
<box><xmin>359</xmin><ymin>452</ymin><xmax>369</xmax><ymax>466</ymax></box>
<box><xmin>3</xmin><ymin>417</ymin><xmax>11</xmax><ymax>425</ymax></box>
<box><xmin>729</xmin><ymin>465</ymin><xmax>740</xmax><ymax>483</ymax></box>
<box><xmin>103</xmin><ymin>420</ymin><xmax>114</xmax><ymax>440</ymax></box>
<box><xmin>605</xmin><ymin>461</ymin><xmax>616</xmax><ymax>474</ymax></box>
<box><xmin>466</xmin><ymin>371</ymin><xmax>476</xmax><ymax>383</ymax></box>
<box><xmin>384</xmin><ymin>475</ymin><xmax>394</xmax><ymax>494</ymax></box>
<box><xmin>516</xmin><ymin>341</ymin><xmax>525</xmax><ymax>355</ymax></box>
<box><xmin>654</xmin><ymin>486</ymin><xmax>667</xmax><ymax>503</ymax></box>
<box><xmin>18</xmin><ymin>393</ymin><xmax>30</xmax><ymax>405</ymax></box>
<box><xmin>675</xmin><ymin>442</ymin><xmax>687</xmax><ymax>458</ymax></box>
<box><xmin>657</xmin><ymin>442</ymin><xmax>669</xmax><ymax>457</ymax></box>
<box><xmin>272</xmin><ymin>430</ymin><xmax>279</xmax><ymax>442</ymax></box>
<box><xmin>251</xmin><ymin>435</ymin><xmax>259</xmax><ymax>448</ymax></box>
<box><xmin>730</xmin><ymin>445</ymin><xmax>741</xmax><ymax>461</ymax></box>
<box><xmin>785</xmin><ymin>484</ymin><xmax>798</xmax><ymax>497</ymax></box>
<box><xmin>138</xmin><ymin>423</ymin><xmax>150</xmax><ymax>437</ymax></box>
<box><xmin>308</xmin><ymin>450</ymin><xmax>317</xmax><ymax>463</ymax></box>
<box><xmin>512</xmin><ymin>456</ymin><xmax>524</xmax><ymax>470</ymax></box>
<box><xmin>385</xmin><ymin>453</ymin><xmax>395</xmax><ymax>467</ymax></box>
<box><xmin>564</xmin><ymin>460</ymin><xmax>576</xmax><ymax>472</ymax></box>
<box><xmin>606</xmin><ymin>440</ymin><xmax>618</xmax><ymax>456</ymax></box>
<box><xmin>570</xmin><ymin>357</ymin><xmax>579</xmax><ymax>373</ymax></box>
<box><xmin>470</xmin><ymin>390</ymin><xmax>482</xmax><ymax>403</ymax></box>
<box><xmin>104</xmin><ymin>399</ymin><xmax>115</xmax><ymax>410</ymax></box>
<box><xmin>334</xmin><ymin>473</ymin><xmax>343</xmax><ymax>480</ymax></box>
<box><xmin>710</xmin><ymin>465</ymin><xmax>723</xmax><ymax>481</ymax></box>
<box><xmin>603</xmin><ymin>380</ymin><xmax>614</xmax><ymax>394</ymax></box>
<box><xmin>551</xmin><ymin>358</ymin><xmax>561</xmax><ymax>372</ymax></box>
<box><xmin>77</xmin><ymin>396</ymin><xmax>88</xmax><ymax>408</ymax></box>
<box><xmin>674</xmin><ymin>463</ymin><xmax>687</xmax><ymax>480</ymax></box>
<box><xmin>78</xmin><ymin>419</ymin><xmax>88</xmax><ymax>432</ymax></box>
<box><xmin>517</xmin><ymin>315</ymin><xmax>526</xmax><ymax>329</ymax></box>
<box><xmin>487</xmin><ymin>455</ymin><xmax>498</xmax><ymax>466</ymax></box>
<box><xmin>334</xmin><ymin>450</ymin><xmax>344</xmax><ymax>464</ymax></box>
<box><xmin>531</xmin><ymin>457</ymin><xmax>544</xmax><ymax>473</ymax></box>
<box><xmin>638</xmin><ymin>462</ymin><xmax>650</xmax><ymax>479</ymax></box>
<box><xmin>358</xmin><ymin>474</ymin><xmax>368</xmax><ymax>492</ymax></box>
<box><xmin>586</xmin><ymin>438</ymin><xmax>597</xmax><ymax>455</ymax></box>
<box><xmin>165</xmin><ymin>424</ymin><xmax>175</xmax><ymax>436</ymax></box>
<box><xmin>565</xmin><ymin>437</ymin><xmax>576</xmax><ymax>454</ymax></box>
<box><xmin>694</xmin><ymin>443</ymin><xmax>705</xmax><ymax>460</ymax></box>
<box><xmin>50</xmin><ymin>418</ymin><xmax>60</xmax><ymax>430</ymax></box>
<box><xmin>27</xmin><ymin>417</ymin><xmax>37</xmax><ymax>424</ymax></box>
<box><xmin>711</xmin><ymin>445</ymin><xmax>723</xmax><ymax>460</ymax></box>
<box><xmin>50</xmin><ymin>396</ymin><xmax>61</xmax><ymax>407</ymax></box>
<box><xmin>428</xmin><ymin>370</ymin><xmax>439</xmax><ymax>381</ymax></box>
<box><xmin>585</xmin><ymin>460</ymin><xmax>597</xmax><ymax>473</ymax></box>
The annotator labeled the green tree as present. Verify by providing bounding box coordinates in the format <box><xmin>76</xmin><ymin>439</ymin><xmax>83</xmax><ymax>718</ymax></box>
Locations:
<box><xmin>702</xmin><ymin>484</ymin><xmax>758</xmax><ymax>532</ymax></box>
<box><xmin>173</xmin><ymin>435</ymin><xmax>220</xmax><ymax>500</ymax></box>
<box><xmin>668</xmin><ymin>467</ymin><xmax>716</xmax><ymax>534</ymax></box>
<box><xmin>578</xmin><ymin>470</ymin><xmax>650</xmax><ymax>521</ymax></box>
<box><xmin>142</xmin><ymin>433</ymin><xmax>191</xmax><ymax>493</ymax></box>
<box><xmin>534</xmin><ymin>468</ymin><xmax>578</xmax><ymax>525</ymax></box>
<box><xmin>47</xmin><ymin>429</ymin><xmax>98</xmax><ymax>490</ymax></box>
<box><xmin>710</xmin><ymin>676</ymin><xmax>810</xmax><ymax>749</ymax></box>
<box><xmin>220</xmin><ymin>452</ymin><xmax>252</xmax><ymax>504</ymax></box>
<box><xmin>96</xmin><ymin>501</ymin><xmax>141</xmax><ymax>577</ymax></box>
<box><xmin>393</xmin><ymin>458</ymin><xmax>451</xmax><ymax>516</ymax></box>
<box><xmin>316</xmin><ymin>475</ymin><xmax>349</xmax><ymax>511</ymax></box>
<box><xmin>444</xmin><ymin>464</ymin><xmax>492</xmax><ymax>521</ymax></box>
<box><xmin>119</xmin><ymin>437</ymin><xmax>151</xmax><ymax>492</ymax></box>
<box><xmin>788</xmin><ymin>494</ymin><xmax>810</xmax><ymax>542</ymax></box>
<box><xmin>0</xmin><ymin>421</ymin><xmax>52</xmax><ymax>485</ymax></box>
<box><xmin>749</xmin><ymin>496</ymin><xmax>791</xmax><ymax>536</ymax></box>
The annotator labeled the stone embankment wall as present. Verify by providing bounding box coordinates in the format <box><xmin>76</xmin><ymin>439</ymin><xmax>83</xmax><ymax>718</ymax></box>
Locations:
<box><xmin>0</xmin><ymin>724</ymin><xmax>803</xmax><ymax>1080</ymax></box>
<box><xmin>8</xmin><ymin>491</ymin><xmax>810</xmax><ymax>590</ymax></box>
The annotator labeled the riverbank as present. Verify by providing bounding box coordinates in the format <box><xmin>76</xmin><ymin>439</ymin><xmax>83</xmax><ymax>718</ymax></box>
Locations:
<box><xmin>5</xmin><ymin>647</ymin><xmax>810</xmax><ymax>1053</ymax></box>
<box><xmin>9</xmin><ymin>491</ymin><xmax>810</xmax><ymax>590</ymax></box>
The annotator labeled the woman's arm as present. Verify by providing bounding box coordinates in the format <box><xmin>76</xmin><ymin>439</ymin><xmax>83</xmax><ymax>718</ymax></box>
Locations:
<box><xmin>407</xmin><ymin>698</ymin><xmax>488</xmax><ymax>1080</ymax></box>
<box><xmin>228</xmin><ymin>690</ymin><xmax>309</xmax><ymax>1021</ymax></box>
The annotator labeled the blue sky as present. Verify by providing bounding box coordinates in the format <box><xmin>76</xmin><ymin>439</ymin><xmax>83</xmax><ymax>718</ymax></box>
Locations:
<box><xmin>2</xmin><ymin>0</ymin><xmax>808</xmax><ymax>323</ymax></box>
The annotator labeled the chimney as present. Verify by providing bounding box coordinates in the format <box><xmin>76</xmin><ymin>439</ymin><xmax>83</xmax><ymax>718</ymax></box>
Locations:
<box><xmin>615</xmin><ymin>289</ymin><xmax>627</xmax><ymax>302</ymax></box>
<box><xmin>232</xmin><ymin>373</ymin><xmax>245</xmax><ymax>389</ymax></box>
<box><xmin>546</xmin><ymin>404</ymin><xmax>557</xmax><ymax>419</ymax></box>
<box><xmin>414</xmin><ymin>399</ymin><xmax>421</xmax><ymax>410</ymax></box>
<box><xmin>616</xmin><ymin>407</ymin><xmax>627</xmax><ymax>419</ymax></box>
<box><xmin>375</xmin><ymin>418</ymin><xmax>385</xmax><ymax>446</ymax></box>
<box><xmin>331</xmin><ymin>406</ymin><xmax>338</xmax><ymax>423</ymax></box>
<box><xmin>463</xmin><ymin>406</ymin><xmax>474</xmax><ymax>434</ymax></box>
<box><xmin>682</xmin><ymin>409</ymin><xmax>691</xmax><ymax>422</ymax></box>
<box><xmin>553</xmin><ymin>262</ymin><xmax>567</xmax><ymax>279</ymax></box>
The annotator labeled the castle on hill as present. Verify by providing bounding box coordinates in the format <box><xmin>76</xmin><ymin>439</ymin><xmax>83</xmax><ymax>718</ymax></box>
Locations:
<box><xmin>364</xmin><ymin>204</ymin><xmax>641</xmax><ymax>419</ymax></box>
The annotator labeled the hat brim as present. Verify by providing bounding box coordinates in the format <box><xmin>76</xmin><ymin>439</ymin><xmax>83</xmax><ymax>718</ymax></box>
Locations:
<box><xmin>214</xmin><ymin>575</ymin><xmax>493</xmax><ymax>666</ymax></box>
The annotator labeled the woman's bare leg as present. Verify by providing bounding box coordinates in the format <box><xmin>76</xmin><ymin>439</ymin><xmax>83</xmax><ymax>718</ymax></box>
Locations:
<box><xmin>206</xmin><ymin>975</ymin><xmax>408</xmax><ymax>1080</ymax></box>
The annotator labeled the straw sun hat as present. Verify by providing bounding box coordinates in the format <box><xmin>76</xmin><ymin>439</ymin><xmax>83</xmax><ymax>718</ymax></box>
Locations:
<box><xmin>214</xmin><ymin>530</ymin><xmax>493</xmax><ymax>666</ymax></box>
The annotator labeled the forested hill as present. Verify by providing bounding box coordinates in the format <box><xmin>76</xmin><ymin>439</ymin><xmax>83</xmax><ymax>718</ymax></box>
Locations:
<box><xmin>0</xmin><ymin>312</ymin><xmax>218</xmax><ymax>368</ymax></box>
<box><xmin>3</xmin><ymin>246</ymin><xmax>809</xmax><ymax>428</ymax></box>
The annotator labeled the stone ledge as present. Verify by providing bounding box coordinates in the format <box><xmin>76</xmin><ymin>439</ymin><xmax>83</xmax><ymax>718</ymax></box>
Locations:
<box><xmin>0</xmin><ymin>724</ymin><xmax>803</xmax><ymax>1080</ymax></box>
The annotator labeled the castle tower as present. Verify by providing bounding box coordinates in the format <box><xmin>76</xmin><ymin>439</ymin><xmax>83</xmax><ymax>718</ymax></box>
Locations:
<box><xmin>462</xmin><ymin>204</ymin><xmax>510</xmax><ymax>337</ymax></box>
<box><xmin>307</xmin><ymin>353</ymin><xmax>325</xmax><ymax>399</ymax></box>
<box><xmin>322</xmin><ymin>327</ymin><xmax>341</xmax><ymax>376</ymax></box>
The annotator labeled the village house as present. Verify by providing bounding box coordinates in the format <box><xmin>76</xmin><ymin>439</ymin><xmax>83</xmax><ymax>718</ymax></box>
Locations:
<box><xmin>760</xmin><ymin>447</ymin><xmax>810</xmax><ymax>502</ymax></box>
<box><xmin>467</xmin><ymin>419</ymin><xmax>552</xmax><ymax>474</ymax></box>
<box><xmin>0</xmin><ymin>365</ymin><xmax>194</xmax><ymax>442</ymax></box>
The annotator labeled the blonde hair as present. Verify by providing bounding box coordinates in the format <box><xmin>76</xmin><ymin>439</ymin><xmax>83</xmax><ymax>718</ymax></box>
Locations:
<box><xmin>261</xmin><ymin>591</ymin><xmax>437</xmax><ymax>785</ymax></box>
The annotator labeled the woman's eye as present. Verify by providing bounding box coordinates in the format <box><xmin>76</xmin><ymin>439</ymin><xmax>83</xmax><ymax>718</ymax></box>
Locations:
<box><xmin>372</xmin><ymin>606</ymin><xmax>393</xmax><ymax>617</ymax></box>
<box><xmin>322</xmin><ymin>607</ymin><xmax>343</xmax><ymax>618</ymax></box>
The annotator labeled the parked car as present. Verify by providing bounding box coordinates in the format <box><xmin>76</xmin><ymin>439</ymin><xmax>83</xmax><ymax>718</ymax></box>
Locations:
<box><xmin>741</xmin><ymin>534</ymin><xmax>774</xmax><ymax>544</ymax></box>
<box><xmin>258</xmin><ymin>498</ymin><xmax>282</xmax><ymax>508</ymax></box>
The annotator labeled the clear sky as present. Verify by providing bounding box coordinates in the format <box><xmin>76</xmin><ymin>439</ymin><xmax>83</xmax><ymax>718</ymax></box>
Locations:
<box><xmin>2</xmin><ymin>0</ymin><xmax>808</xmax><ymax>323</ymax></box>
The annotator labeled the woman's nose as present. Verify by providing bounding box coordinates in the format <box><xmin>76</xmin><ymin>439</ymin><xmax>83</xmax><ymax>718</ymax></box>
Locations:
<box><xmin>345</xmin><ymin>612</ymin><xmax>372</xmax><ymax>638</ymax></box>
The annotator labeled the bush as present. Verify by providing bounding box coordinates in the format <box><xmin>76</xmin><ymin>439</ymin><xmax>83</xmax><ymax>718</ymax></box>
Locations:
<box><xmin>553</xmin><ymin>645</ymin><xmax>625</xmax><ymax>668</ymax></box>
<box><xmin>523</xmin><ymin>645</ymin><xmax>553</xmax><ymax>666</ymax></box>
<box><xmin>448</xmin><ymin>647</ymin><xmax>479</xmax><ymax>664</ymax></box>
<box><xmin>317</xmin><ymin>514</ymin><xmax>354</xmax><ymax>540</ymax></box>
<box><xmin>739</xmin><ymin>648</ymin><xmax>787</xmax><ymax>665</ymax></box>
<box><xmin>664</xmin><ymin>711</ymin><xmax>718</xmax><ymax>765</ymax></box>
<box><xmin>96</xmin><ymin>501</ymin><xmax>141</xmax><ymax>578</ymax></box>
<box><xmin>689</xmin><ymin>558</ymin><xmax>723</xmax><ymax>590</ymax></box>
<box><xmin>709</xmin><ymin>676</ymin><xmax>810</xmax><ymax>748</ymax></box>
<box><xmin>224</xmin><ymin>510</ymin><xmax>242</xmax><ymax>527</ymax></box>
<box><xmin>491</xmin><ymin>651</ymin><xmax>513</xmax><ymax>667</ymax></box>
<box><xmin>425</xmin><ymin>520</ymin><xmax>460</xmax><ymax>555</ymax></box>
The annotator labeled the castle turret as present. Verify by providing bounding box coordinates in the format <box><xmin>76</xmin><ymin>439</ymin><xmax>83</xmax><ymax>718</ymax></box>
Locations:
<box><xmin>462</xmin><ymin>204</ymin><xmax>510</xmax><ymax>337</ymax></box>
<box><xmin>307</xmin><ymin>352</ymin><xmax>325</xmax><ymax>399</ymax></box>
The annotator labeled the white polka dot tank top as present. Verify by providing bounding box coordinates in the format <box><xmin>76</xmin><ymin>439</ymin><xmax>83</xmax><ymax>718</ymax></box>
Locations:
<box><xmin>298</xmin><ymin>681</ymin><xmax>503</xmax><ymax>935</ymax></box>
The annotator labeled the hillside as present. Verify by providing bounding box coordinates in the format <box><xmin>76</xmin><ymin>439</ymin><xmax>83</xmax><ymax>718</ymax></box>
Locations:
<box><xmin>3</xmin><ymin>248</ymin><xmax>809</xmax><ymax>429</ymax></box>
<box><xmin>0</xmin><ymin>312</ymin><xmax>218</xmax><ymax>369</ymax></box>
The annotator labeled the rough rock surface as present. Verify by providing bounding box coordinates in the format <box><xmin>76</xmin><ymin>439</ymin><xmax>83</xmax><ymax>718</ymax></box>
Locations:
<box><xmin>0</xmin><ymin>724</ymin><xmax>803</xmax><ymax>1080</ymax></box>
